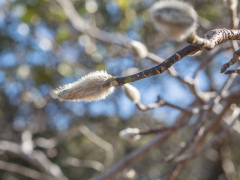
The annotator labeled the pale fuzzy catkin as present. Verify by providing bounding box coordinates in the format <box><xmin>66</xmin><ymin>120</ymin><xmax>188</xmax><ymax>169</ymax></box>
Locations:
<box><xmin>148</xmin><ymin>1</ymin><xmax>198</xmax><ymax>41</ymax></box>
<box><xmin>52</xmin><ymin>71</ymin><xmax>115</xmax><ymax>101</ymax></box>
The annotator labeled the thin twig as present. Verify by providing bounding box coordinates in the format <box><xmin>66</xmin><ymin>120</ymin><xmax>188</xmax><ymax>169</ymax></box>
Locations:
<box><xmin>221</xmin><ymin>49</ymin><xmax>240</xmax><ymax>73</ymax></box>
<box><xmin>220</xmin><ymin>145</ymin><xmax>237</xmax><ymax>180</ymax></box>
<box><xmin>225</xmin><ymin>68</ymin><xmax>240</xmax><ymax>74</ymax></box>
<box><xmin>90</xmin><ymin>131</ymin><xmax>172</xmax><ymax>180</ymax></box>
<box><xmin>136</xmin><ymin>96</ymin><xmax>190</xmax><ymax>112</ymax></box>
<box><xmin>175</xmin><ymin>113</ymin><xmax>240</xmax><ymax>163</ymax></box>
<box><xmin>0</xmin><ymin>141</ymin><xmax>68</xmax><ymax>180</ymax></box>
<box><xmin>165</xmin><ymin>161</ymin><xmax>188</xmax><ymax>180</ymax></box>
<box><xmin>63</xmin><ymin>157</ymin><xmax>104</xmax><ymax>172</ymax></box>
<box><xmin>193</xmin><ymin>47</ymin><xmax>222</xmax><ymax>79</ymax></box>
<box><xmin>79</xmin><ymin>125</ymin><xmax>114</xmax><ymax>169</ymax></box>
<box><xmin>0</xmin><ymin>160</ymin><xmax>56</xmax><ymax>180</ymax></box>
<box><xmin>165</xmin><ymin>111</ymin><xmax>206</xmax><ymax>161</ymax></box>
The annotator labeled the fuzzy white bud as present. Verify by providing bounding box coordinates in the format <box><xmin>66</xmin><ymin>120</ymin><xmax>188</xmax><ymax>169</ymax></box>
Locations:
<box><xmin>130</xmin><ymin>40</ymin><xmax>148</xmax><ymax>59</ymax></box>
<box><xmin>148</xmin><ymin>1</ymin><xmax>198</xmax><ymax>41</ymax></box>
<box><xmin>52</xmin><ymin>71</ymin><xmax>115</xmax><ymax>102</ymax></box>
<box><xmin>119</xmin><ymin>128</ymin><xmax>141</xmax><ymax>141</ymax></box>
<box><xmin>123</xmin><ymin>84</ymin><xmax>141</xmax><ymax>104</ymax></box>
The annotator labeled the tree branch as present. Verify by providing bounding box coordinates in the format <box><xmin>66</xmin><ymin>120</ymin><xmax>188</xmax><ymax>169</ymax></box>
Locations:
<box><xmin>114</xmin><ymin>29</ymin><xmax>240</xmax><ymax>86</ymax></box>
<box><xmin>0</xmin><ymin>159</ymin><xmax>56</xmax><ymax>180</ymax></box>
<box><xmin>0</xmin><ymin>141</ymin><xmax>68</xmax><ymax>180</ymax></box>
<box><xmin>90</xmin><ymin>131</ymin><xmax>172</xmax><ymax>180</ymax></box>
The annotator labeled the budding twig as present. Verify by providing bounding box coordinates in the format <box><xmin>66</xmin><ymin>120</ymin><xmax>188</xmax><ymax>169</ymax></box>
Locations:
<box><xmin>114</xmin><ymin>29</ymin><xmax>240</xmax><ymax>86</ymax></box>
<box><xmin>115</xmin><ymin>45</ymin><xmax>199</xmax><ymax>86</ymax></box>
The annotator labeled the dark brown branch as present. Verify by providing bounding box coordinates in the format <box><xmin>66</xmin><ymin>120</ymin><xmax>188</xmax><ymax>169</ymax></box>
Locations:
<box><xmin>115</xmin><ymin>45</ymin><xmax>199</xmax><ymax>86</ymax></box>
<box><xmin>114</xmin><ymin>29</ymin><xmax>240</xmax><ymax>86</ymax></box>
<box><xmin>225</xmin><ymin>69</ymin><xmax>240</xmax><ymax>74</ymax></box>
<box><xmin>221</xmin><ymin>49</ymin><xmax>240</xmax><ymax>73</ymax></box>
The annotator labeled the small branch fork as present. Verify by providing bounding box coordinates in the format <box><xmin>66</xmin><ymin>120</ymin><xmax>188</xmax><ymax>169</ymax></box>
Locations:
<box><xmin>114</xmin><ymin>29</ymin><xmax>240</xmax><ymax>86</ymax></box>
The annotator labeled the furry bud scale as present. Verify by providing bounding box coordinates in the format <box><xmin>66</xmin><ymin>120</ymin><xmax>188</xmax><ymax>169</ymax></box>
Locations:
<box><xmin>149</xmin><ymin>1</ymin><xmax>198</xmax><ymax>41</ymax></box>
<box><xmin>123</xmin><ymin>84</ymin><xmax>141</xmax><ymax>104</ymax></box>
<box><xmin>52</xmin><ymin>71</ymin><xmax>115</xmax><ymax>102</ymax></box>
<box><xmin>130</xmin><ymin>40</ymin><xmax>148</xmax><ymax>59</ymax></box>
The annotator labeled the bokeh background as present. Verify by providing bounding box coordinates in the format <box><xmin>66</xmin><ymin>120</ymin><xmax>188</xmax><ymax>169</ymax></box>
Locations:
<box><xmin>1</xmin><ymin>0</ymin><xmax>240</xmax><ymax>179</ymax></box>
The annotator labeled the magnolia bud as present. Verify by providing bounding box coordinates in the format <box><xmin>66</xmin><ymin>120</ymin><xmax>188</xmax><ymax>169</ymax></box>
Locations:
<box><xmin>119</xmin><ymin>128</ymin><xmax>141</xmax><ymax>141</ymax></box>
<box><xmin>189</xmin><ymin>49</ymin><xmax>202</xmax><ymax>56</ymax></box>
<box><xmin>148</xmin><ymin>1</ymin><xmax>198</xmax><ymax>41</ymax></box>
<box><xmin>123</xmin><ymin>83</ymin><xmax>141</xmax><ymax>104</ymax></box>
<box><xmin>121</xmin><ymin>67</ymin><xmax>140</xmax><ymax>77</ymax></box>
<box><xmin>130</xmin><ymin>40</ymin><xmax>148</xmax><ymax>59</ymax></box>
<box><xmin>52</xmin><ymin>71</ymin><xmax>115</xmax><ymax>102</ymax></box>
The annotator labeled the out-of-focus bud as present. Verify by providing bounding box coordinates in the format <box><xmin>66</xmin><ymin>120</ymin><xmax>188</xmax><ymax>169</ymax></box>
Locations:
<box><xmin>130</xmin><ymin>40</ymin><xmax>148</xmax><ymax>59</ymax></box>
<box><xmin>188</xmin><ymin>49</ymin><xmax>202</xmax><ymax>56</ymax></box>
<box><xmin>227</xmin><ymin>0</ymin><xmax>237</xmax><ymax>9</ymax></box>
<box><xmin>119</xmin><ymin>128</ymin><xmax>141</xmax><ymax>141</ymax></box>
<box><xmin>21</xmin><ymin>130</ymin><xmax>33</xmax><ymax>154</ymax></box>
<box><xmin>52</xmin><ymin>71</ymin><xmax>115</xmax><ymax>102</ymax></box>
<box><xmin>123</xmin><ymin>83</ymin><xmax>141</xmax><ymax>104</ymax></box>
<box><xmin>121</xmin><ymin>67</ymin><xmax>140</xmax><ymax>77</ymax></box>
<box><xmin>148</xmin><ymin>1</ymin><xmax>198</xmax><ymax>41</ymax></box>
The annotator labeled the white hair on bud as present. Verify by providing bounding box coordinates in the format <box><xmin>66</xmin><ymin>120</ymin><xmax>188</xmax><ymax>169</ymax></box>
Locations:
<box><xmin>149</xmin><ymin>1</ymin><xmax>198</xmax><ymax>41</ymax></box>
<box><xmin>119</xmin><ymin>128</ymin><xmax>141</xmax><ymax>141</ymax></box>
<box><xmin>52</xmin><ymin>71</ymin><xmax>115</xmax><ymax>102</ymax></box>
<box><xmin>123</xmin><ymin>83</ymin><xmax>141</xmax><ymax>104</ymax></box>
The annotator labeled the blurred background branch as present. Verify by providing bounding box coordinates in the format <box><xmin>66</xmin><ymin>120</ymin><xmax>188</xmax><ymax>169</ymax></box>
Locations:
<box><xmin>1</xmin><ymin>0</ymin><xmax>240</xmax><ymax>180</ymax></box>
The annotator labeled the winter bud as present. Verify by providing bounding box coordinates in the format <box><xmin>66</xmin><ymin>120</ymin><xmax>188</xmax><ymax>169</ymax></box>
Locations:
<box><xmin>130</xmin><ymin>40</ymin><xmax>148</xmax><ymax>59</ymax></box>
<box><xmin>123</xmin><ymin>83</ymin><xmax>141</xmax><ymax>104</ymax></box>
<box><xmin>121</xmin><ymin>67</ymin><xmax>140</xmax><ymax>77</ymax></box>
<box><xmin>148</xmin><ymin>1</ymin><xmax>198</xmax><ymax>41</ymax></box>
<box><xmin>119</xmin><ymin>128</ymin><xmax>141</xmax><ymax>141</ymax></box>
<box><xmin>52</xmin><ymin>71</ymin><xmax>115</xmax><ymax>102</ymax></box>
